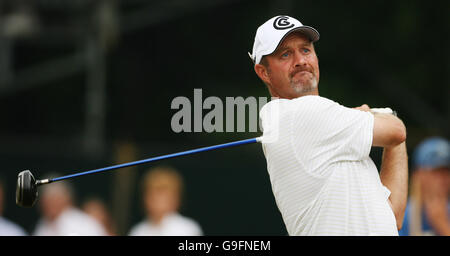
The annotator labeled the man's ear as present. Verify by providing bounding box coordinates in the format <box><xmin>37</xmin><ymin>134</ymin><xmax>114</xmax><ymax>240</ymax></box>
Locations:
<box><xmin>254</xmin><ymin>64</ymin><xmax>271</xmax><ymax>86</ymax></box>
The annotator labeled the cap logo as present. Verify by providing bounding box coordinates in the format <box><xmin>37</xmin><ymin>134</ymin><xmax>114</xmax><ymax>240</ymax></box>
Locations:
<box><xmin>273</xmin><ymin>16</ymin><xmax>294</xmax><ymax>30</ymax></box>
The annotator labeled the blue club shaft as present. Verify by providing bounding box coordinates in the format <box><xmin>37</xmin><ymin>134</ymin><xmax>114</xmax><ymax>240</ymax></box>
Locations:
<box><xmin>49</xmin><ymin>137</ymin><xmax>262</xmax><ymax>183</ymax></box>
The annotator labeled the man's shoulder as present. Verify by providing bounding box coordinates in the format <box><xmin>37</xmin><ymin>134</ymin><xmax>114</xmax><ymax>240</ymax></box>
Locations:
<box><xmin>0</xmin><ymin>217</ymin><xmax>27</xmax><ymax>236</ymax></box>
<box><xmin>62</xmin><ymin>207</ymin><xmax>96</xmax><ymax>223</ymax></box>
<box><xmin>128</xmin><ymin>220</ymin><xmax>151</xmax><ymax>235</ymax></box>
<box><xmin>260</xmin><ymin>95</ymin><xmax>337</xmax><ymax>119</ymax></box>
<box><xmin>168</xmin><ymin>213</ymin><xmax>200</xmax><ymax>226</ymax></box>
<box><xmin>166</xmin><ymin>213</ymin><xmax>203</xmax><ymax>235</ymax></box>
<box><xmin>60</xmin><ymin>207</ymin><xmax>107</xmax><ymax>235</ymax></box>
<box><xmin>262</xmin><ymin>95</ymin><xmax>335</xmax><ymax>110</ymax></box>
<box><xmin>290</xmin><ymin>95</ymin><xmax>337</xmax><ymax>108</ymax></box>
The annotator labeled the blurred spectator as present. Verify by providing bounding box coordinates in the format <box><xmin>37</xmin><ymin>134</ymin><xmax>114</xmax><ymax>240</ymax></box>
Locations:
<box><xmin>82</xmin><ymin>197</ymin><xmax>117</xmax><ymax>236</ymax></box>
<box><xmin>33</xmin><ymin>179</ymin><xmax>107</xmax><ymax>236</ymax></box>
<box><xmin>0</xmin><ymin>178</ymin><xmax>27</xmax><ymax>236</ymax></box>
<box><xmin>399</xmin><ymin>137</ymin><xmax>450</xmax><ymax>236</ymax></box>
<box><xmin>128</xmin><ymin>166</ymin><xmax>202</xmax><ymax>236</ymax></box>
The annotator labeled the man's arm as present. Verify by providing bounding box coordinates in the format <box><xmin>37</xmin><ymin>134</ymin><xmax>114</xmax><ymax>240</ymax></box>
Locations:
<box><xmin>354</xmin><ymin>104</ymin><xmax>406</xmax><ymax>148</ymax></box>
<box><xmin>379</xmin><ymin>141</ymin><xmax>409</xmax><ymax>230</ymax></box>
<box><xmin>354</xmin><ymin>105</ymin><xmax>408</xmax><ymax>229</ymax></box>
<box><xmin>374</xmin><ymin>111</ymin><xmax>408</xmax><ymax>230</ymax></box>
<box><xmin>372</xmin><ymin>113</ymin><xmax>406</xmax><ymax>148</ymax></box>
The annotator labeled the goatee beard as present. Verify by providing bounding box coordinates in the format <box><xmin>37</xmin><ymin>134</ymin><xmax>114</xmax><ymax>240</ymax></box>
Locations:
<box><xmin>291</xmin><ymin>76</ymin><xmax>318</xmax><ymax>94</ymax></box>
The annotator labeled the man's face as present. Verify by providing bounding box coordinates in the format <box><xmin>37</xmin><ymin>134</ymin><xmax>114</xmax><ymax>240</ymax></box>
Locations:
<box><xmin>255</xmin><ymin>32</ymin><xmax>320</xmax><ymax>99</ymax></box>
<box><xmin>144</xmin><ymin>186</ymin><xmax>179</xmax><ymax>219</ymax></box>
<box><xmin>40</xmin><ymin>189</ymin><xmax>70</xmax><ymax>221</ymax></box>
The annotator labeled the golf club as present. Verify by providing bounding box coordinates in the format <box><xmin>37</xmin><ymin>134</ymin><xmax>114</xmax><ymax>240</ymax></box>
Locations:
<box><xmin>16</xmin><ymin>137</ymin><xmax>262</xmax><ymax>208</ymax></box>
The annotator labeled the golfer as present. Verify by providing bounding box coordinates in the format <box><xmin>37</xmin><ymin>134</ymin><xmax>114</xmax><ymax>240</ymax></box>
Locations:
<box><xmin>250</xmin><ymin>15</ymin><xmax>408</xmax><ymax>235</ymax></box>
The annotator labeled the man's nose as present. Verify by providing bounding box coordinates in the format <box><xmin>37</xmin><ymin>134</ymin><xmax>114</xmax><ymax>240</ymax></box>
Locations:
<box><xmin>293</xmin><ymin>50</ymin><xmax>306</xmax><ymax>67</ymax></box>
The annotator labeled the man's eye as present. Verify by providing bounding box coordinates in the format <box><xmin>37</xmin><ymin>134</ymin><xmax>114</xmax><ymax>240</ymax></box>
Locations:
<box><xmin>302</xmin><ymin>48</ymin><xmax>310</xmax><ymax>54</ymax></box>
<box><xmin>281</xmin><ymin>52</ymin><xmax>290</xmax><ymax>58</ymax></box>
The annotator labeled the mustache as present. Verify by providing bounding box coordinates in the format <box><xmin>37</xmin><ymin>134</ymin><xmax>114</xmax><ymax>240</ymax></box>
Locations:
<box><xmin>289</xmin><ymin>67</ymin><xmax>314</xmax><ymax>78</ymax></box>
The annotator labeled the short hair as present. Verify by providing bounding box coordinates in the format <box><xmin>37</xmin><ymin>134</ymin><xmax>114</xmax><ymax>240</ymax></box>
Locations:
<box><xmin>257</xmin><ymin>56</ymin><xmax>271</xmax><ymax>90</ymax></box>
<box><xmin>142</xmin><ymin>166</ymin><xmax>183</xmax><ymax>197</ymax></box>
<box><xmin>260</xmin><ymin>55</ymin><xmax>269</xmax><ymax>68</ymax></box>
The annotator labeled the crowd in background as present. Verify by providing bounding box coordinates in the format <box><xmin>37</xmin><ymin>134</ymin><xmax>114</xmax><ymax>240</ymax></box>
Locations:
<box><xmin>0</xmin><ymin>136</ymin><xmax>448</xmax><ymax>236</ymax></box>
<box><xmin>0</xmin><ymin>165</ymin><xmax>202</xmax><ymax>236</ymax></box>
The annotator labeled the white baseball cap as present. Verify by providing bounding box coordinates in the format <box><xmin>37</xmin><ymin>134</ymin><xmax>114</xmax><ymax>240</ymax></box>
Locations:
<box><xmin>249</xmin><ymin>15</ymin><xmax>320</xmax><ymax>65</ymax></box>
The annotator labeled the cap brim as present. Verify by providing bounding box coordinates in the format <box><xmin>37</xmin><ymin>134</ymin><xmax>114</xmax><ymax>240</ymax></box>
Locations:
<box><xmin>265</xmin><ymin>26</ymin><xmax>320</xmax><ymax>60</ymax></box>
<box><xmin>291</xmin><ymin>26</ymin><xmax>319</xmax><ymax>42</ymax></box>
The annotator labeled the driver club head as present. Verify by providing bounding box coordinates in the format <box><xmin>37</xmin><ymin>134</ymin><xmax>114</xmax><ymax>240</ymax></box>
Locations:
<box><xmin>16</xmin><ymin>170</ymin><xmax>38</xmax><ymax>208</ymax></box>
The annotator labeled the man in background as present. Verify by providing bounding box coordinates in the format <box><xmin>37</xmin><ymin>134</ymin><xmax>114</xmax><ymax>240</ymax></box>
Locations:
<box><xmin>128</xmin><ymin>166</ymin><xmax>202</xmax><ymax>236</ymax></box>
<box><xmin>399</xmin><ymin>137</ymin><xmax>450</xmax><ymax>235</ymax></box>
<box><xmin>33</xmin><ymin>178</ymin><xmax>106</xmax><ymax>236</ymax></box>
<box><xmin>0</xmin><ymin>178</ymin><xmax>27</xmax><ymax>236</ymax></box>
<box><xmin>82</xmin><ymin>197</ymin><xmax>117</xmax><ymax>236</ymax></box>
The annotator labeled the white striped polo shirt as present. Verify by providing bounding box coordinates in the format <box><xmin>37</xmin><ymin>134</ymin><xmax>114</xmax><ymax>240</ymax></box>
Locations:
<box><xmin>259</xmin><ymin>95</ymin><xmax>398</xmax><ymax>236</ymax></box>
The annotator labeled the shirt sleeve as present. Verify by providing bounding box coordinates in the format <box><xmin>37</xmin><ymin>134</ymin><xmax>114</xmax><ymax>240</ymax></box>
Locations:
<box><xmin>290</xmin><ymin>96</ymin><xmax>374</xmax><ymax>174</ymax></box>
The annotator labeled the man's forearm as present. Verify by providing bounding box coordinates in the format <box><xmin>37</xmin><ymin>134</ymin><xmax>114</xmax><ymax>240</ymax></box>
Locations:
<box><xmin>380</xmin><ymin>141</ymin><xmax>409</xmax><ymax>229</ymax></box>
